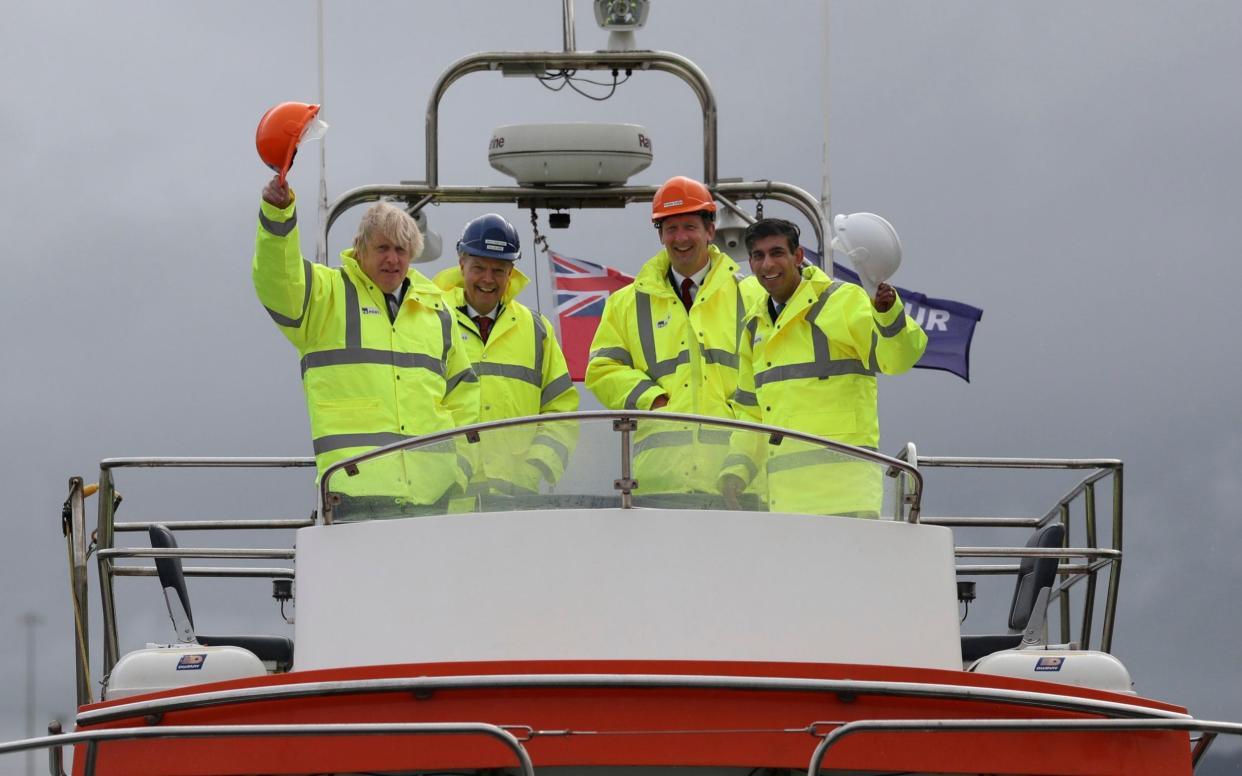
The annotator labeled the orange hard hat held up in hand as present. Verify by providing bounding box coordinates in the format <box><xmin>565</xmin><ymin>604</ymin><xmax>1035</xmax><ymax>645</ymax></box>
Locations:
<box><xmin>651</xmin><ymin>175</ymin><xmax>717</xmax><ymax>223</ymax></box>
<box><xmin>255</xmin><ymin>102</ymin><xmax>328</xmax><ymax>184</ymax></box>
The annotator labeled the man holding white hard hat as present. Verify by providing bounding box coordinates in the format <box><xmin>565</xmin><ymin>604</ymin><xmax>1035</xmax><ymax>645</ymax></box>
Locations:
<box><xmin>719</xmin><ymin>216</ymin><xmax>926</xmax><ymax>516</ymax></box>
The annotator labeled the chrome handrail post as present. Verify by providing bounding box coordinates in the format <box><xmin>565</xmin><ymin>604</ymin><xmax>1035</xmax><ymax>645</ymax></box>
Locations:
<box><xmin>1058</xmin><ymin>502</ymin><xmax>1071</xmax><ymax>644</ymax></box>
<box><xmin>65</xmin><ymin>477</ymin><xmax>92</xmax><ymax>705</ymax></box>
<box><xmin>1102</xmin><ymin>464</ymin><xmax>1123</xmax><ymax>652</ymax></box>
<box><xmin>614</xmin><ymin>417</ymin><xmax>637</xmax><ymax>509</ymax></box>
<box><xmin>46</xmin><ymin>721</ymin><xmax>66</xmax><ymax>776</ymax></box>
<box><xmin>1080</xmin><ymin>481</ymin><xmax>1099</xmax><ymax>650</ymax></box>
<box><xmin>96</xmin><ymin>465</ymin><xmax>120</xmax><ymax>674</ymax></box>
<box><xmin>562</xmin><ymin>0</ymin><xmax>575</xmax><ymax>51</ymax></box>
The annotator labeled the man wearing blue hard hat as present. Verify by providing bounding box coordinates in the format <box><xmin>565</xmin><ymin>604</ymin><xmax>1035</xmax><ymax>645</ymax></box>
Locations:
<box><xmin>435</xmin><ymin>213</ymin><xmax>579</xmax><ymax>500</ymax></box>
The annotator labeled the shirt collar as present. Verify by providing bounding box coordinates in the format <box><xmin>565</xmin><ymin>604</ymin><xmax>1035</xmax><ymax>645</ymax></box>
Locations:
<box><xmin>464</xmin><ymin>302</ymin><xmax>500</xmax><ymax>320</ymax></box>
<box><xmin>384</xmin><ymin>277</ymin><xmax>410</xmax><ymax>303</ymax></box>
<box><xmin>669</xmin><ymin>261</ymin><xmax>711</xmax><ymax>291</ymax></box>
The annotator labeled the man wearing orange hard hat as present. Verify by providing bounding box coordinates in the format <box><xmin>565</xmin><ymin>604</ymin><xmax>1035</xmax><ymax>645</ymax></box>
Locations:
<box><xmin>586</xmin><ymin>175</ymin><xmax>763</xmax><ymax>505</ymax></box>
<box><xmin>252</xmin><ymin>103</ymin><xmax>479</xmax><ymax>518</ymax></box>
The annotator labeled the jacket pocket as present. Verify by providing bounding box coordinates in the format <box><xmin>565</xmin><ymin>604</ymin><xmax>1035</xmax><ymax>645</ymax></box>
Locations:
<box><xmin>313</xmin><ymin>396</ymin><xmax>382</xmax><ymax>416</ymax></box>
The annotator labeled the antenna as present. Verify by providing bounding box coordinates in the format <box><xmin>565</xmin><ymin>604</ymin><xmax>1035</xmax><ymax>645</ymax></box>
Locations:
<box><xmin>820</xmin><ymin>0</ymin><xmax>833</xmax><ymax>273</ymax></box>
<box><xmin>315</xmin><ymin>0</ymin><xmax>329</xmax><ymax>264</ymax></box>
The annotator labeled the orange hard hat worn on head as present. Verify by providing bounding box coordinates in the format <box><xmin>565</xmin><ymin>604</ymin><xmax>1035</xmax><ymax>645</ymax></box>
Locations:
<box><xmin>256</xmin><ymin>102</ymin><xmax>325</xmax><ymax>183</ymax></box>
<box><xmin>651</xmin><ymin>175</ymin><xmax>716</xmax><ymax>222</ymax></box>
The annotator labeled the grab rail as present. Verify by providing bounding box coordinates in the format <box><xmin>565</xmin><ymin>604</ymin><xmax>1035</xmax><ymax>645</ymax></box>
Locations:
<box><xmin>318</xmin><ymin>410</ymin><xmax>923</xmax><ymax>524</ymax></box>
<box><xmin>806</xmin><ymin>717</ymin><xmax>1242</xmax><ymax>773</ymax></box>
<box><xmin>90</xmin><ymin>457</ymin><xmax>313</xmax><ymax>682</ymax></box>
<box><xmin>0</xmin><ymin>721</ymin><xmax>533</xmax><ymax>776</ymax></box>
<box><xmin>896</xmin><ymin>447</ymin><xmax>1124</xmax><ymax>653</ymax></box>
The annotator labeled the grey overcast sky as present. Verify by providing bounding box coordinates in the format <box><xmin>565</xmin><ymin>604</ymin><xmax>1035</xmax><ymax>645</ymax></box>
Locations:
<box><xmin>3</xmin><ymin>0</ymin><xmax>1242</xmax><ymax>771</ymax></box>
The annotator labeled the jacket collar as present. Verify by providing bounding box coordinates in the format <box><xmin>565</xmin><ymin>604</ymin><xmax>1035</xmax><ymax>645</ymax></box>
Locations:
<box><xmin>340</xmin><ymin>250</ymin><xmax>443</xmax><ymax>308</ymax></box>
<box><xmin>634</xmin><ymin>244</ymin><xmax>739</xmax><ymax>299</ymax></box>
<box><xmin>432</xmin><ymin>264</ymin><xmax>530</xmax><ymax>304</ymax></box>
<box><xmin>747</xmin><ymin>264</ymin><xmax>833</xmax><ymax>326</ymax></box>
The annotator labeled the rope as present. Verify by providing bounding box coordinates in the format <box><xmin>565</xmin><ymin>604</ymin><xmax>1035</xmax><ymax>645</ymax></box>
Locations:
<box><xmin>528</xmin><ymin>209</ymin><xmax>549</xmax><ymax>318</ymax></box>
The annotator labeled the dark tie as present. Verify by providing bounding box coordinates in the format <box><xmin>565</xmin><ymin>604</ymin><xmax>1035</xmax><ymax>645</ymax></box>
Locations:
<box><xmin>679</xmin><ymin>276</ymin><xmax>695</xmax><ymax>312</ymax></box>
<box><xmin>384</xmin><ymin>293</ymin><xmax>400</xmax><ymax>323</ymax></box>
<box><xmin>473</xmin><ymin>315</ymin><xmax>492</xmax><ymax>343</ymax></box>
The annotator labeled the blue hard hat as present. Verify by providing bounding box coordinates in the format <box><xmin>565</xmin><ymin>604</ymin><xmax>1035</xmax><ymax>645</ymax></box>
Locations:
<box><xmin>456</xmin><ymin>213</ymin><xmax>522</xmax><ymax>261</ymax></box>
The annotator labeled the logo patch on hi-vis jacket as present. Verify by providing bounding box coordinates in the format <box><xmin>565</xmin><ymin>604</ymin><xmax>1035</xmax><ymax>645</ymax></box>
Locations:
<box><xmin>656</xmin><ymin>315</ymin><xmax>671</xmax><ymax>329</ymax></box>
<box><xmin>361</xmin><ymin>306</ymin><xmax>381</xmax><ymax>315</ymax></box>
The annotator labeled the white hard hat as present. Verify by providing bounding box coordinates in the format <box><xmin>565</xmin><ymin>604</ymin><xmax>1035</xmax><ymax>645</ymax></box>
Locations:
<box><xmin>831</xmin><ymin>212</ymin><xmax>903</xmax><ymax>297</ymax></box>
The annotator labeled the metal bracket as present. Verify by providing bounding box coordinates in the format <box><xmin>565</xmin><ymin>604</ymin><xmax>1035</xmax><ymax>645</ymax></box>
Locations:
<box><xmin>614</xmin><ymin>478</ymin><xmax>639</xmax><ymax>492</ymax></box>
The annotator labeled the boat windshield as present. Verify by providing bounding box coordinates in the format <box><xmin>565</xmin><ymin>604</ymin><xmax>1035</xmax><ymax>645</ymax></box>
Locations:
<box><xmin>320</xmin><ymin>411</ymin><xmax>920</xmax><ymax>523</ymax></box>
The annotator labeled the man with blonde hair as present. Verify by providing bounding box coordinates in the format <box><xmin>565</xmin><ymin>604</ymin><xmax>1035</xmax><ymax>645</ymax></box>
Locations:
<box><xmin>253</xmin><ymin>176</ymin><xmax>478</xmax><ymax>514</ymax></box>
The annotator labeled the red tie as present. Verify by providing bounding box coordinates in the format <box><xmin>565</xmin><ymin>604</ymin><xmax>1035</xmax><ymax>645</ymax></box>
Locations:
<box><xmin>679</xmin><ymin>277</ymin><xmax>695</xmax><ymax>312</ymax></box>
<box><xmin>473</xmin><ymin>315</ymin><xmax>492</xmax><ymax>343</ymax></box>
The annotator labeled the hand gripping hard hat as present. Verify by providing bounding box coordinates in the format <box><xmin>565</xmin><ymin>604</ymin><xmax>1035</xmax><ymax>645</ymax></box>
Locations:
<box><xmin>651</xmin><ymin>175</ymin><xmax>717</xmax><ymax>223</ymax></box>
<box><xmin>255</xmin><ymin>102</ymin><xmax>328</xmax><ymax>183</ymax></box>
<box><xmin>456</xmin><ymin>213</ymin><xmax>522</xmax><ymax>261</ymax></box>
<box><xmin>831</xmin><ymin>212</ymin><xmax>903</xmax><ymax>297</ymax></box>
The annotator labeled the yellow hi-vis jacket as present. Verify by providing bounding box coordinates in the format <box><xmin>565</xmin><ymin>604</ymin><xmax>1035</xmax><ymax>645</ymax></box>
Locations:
<box><xmin>586</xmin><ymin>245</ymin><xmax>763</xmax><ymax>494</ymax></box>
<box><xmin>721</xmin><ymin>264</ymin><xmax>927</xmax><ymax>516</ymax></box>
<box><xmin>433</xmin><ymin>266</ymin><xmax>579</xmax><ymax>495</ymax></box>
<box><xmin>253</xmin><ymin>195</ymin><xmax>479</xmax><ymax>504</ymax></box>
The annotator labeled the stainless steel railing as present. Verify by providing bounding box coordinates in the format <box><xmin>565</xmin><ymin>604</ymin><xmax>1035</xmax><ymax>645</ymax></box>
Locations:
<box><xmin>806</xmin><ymin>717</ymin><xmax>1242</xmax><ymax>773</ymax></box>
<box><xmin>1</xmin><ymin>721</ymin><xmax>533</xmax><ymax>776</ymax></box>
<box><xmin>897</xmin><ymin>445</ymin><xmax>1124</xmax><ymax>653</ymax></box>
<box><xmin>317</xmin><ymin>410</ymin><xmax>924</xmax><ymax>524</ymax></box>
<box><xmin>84</xmin><ymin>457</ymin><xmax>314</xmax><ymax>696</ymax></box>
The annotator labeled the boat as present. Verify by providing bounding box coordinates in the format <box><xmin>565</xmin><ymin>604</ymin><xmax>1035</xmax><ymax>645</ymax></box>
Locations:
<box><xmin>4</xmin><ymin>2</ymin><xmax>1240</xmax><ymax>774</ymax></box>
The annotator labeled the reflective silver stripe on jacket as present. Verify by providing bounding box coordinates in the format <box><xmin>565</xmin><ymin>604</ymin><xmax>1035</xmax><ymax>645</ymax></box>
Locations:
<box><xmin>264</xmin><ymin>259</ymin><xmax>314</xmax><ymax>328</ymax></box>
<box><xmin>437</xmin><ymin>305</ymin><xmax>452</xmax><ymax>365</ymax></box>
<box><xmin>876</xmin><ymin>312</ymin><xmax>909</xmax><ymax>338</ymax></box>
<box><xmin>633</xmin><ymin>428</ymin><xmax>731</xmax><ymax>457</ymax></box>
<box><xmin>634</xmin><ymin>430</ymin><xmax>692</xmax><ymax>456</ymax></box>
<box><xmin>301</xmin><ymin>348</ymin><xmax>446</xmax><ymax>378</ymax></box>
<box><xmin>590</xmin><ymin>347</ymin><xmax>633</xmax><ymax>366</ymax></box>
<box><xmin>533</xmin><ymin>433</ymin><xmax>571</xmax><ymax>467</ymax></box>
<box><xmin>722</xmin><ymin>452</ymin><xmax>759</xmax><ymax>481</ymax></box>
<box><xmin>541</xmin><ymin>374</ymin><xmax>573</xmax><ymax>405</ymax></box>
<box><xmin>340</xmin><ymin>268</ymin><xmax>361</xmax><ymax>349</ymax></box>
<box><xmin>258</xmin><ymin>209</ymin><xmax>297</xmax><ymax>238</ymax></box>
<box><xmin>528</xmin><ymin>458</ymin><xmax>554</xmax><ymax>484</ymax></box>
<box><xmin>753</xmin><ymin>281</ymin><xmax>873</xmax><ymax>387</ymax></box>
<box><xmin>635</xmin><ymin>291</ymin><xmax>689</xmax><ymax>379</ymax></box>
<box><xmin>734</xmin><ymin>286</ymin><xmax>746</xmax><ymax>350</ymax></box>
<box><xmin>445</xmin><ymin>368</ymin><xmax>478</xmax><ymax>393</ymax></box>
<box><xmin>732</xmin><ymin>389</ymin><xmax>759</xmax><ymax>407</ymax></box>
<box><xmin>312</xmin><ymin>431</ymin><xmax>412</xmax><ymax>455</ymax></box>
<box><xmin>531</xmin><ymin>313</ymin><xmax>547</xmax><ymax>379</ymax></box>
<box><xmin>475</xmin><ymin>362</ymin><xmax>541</xmax><ymax>386</ymax></box>
<box><xmin>701</xmin><ymin>348</ymin><xmax>738</xmax><ymax>368</ymax></box>
<box><xmin>767</xmin><ymin>446</ymin><xmax>877</xmax><ymax>474</ymax></box>
<box><xmin>625</xmin><ymin>379</ymin><xmax>659</xmax><ymax>409</ymax></box>
<box><xmin>766</xmin><ymin>449</ymin><xmax>833</xmax><ymax>474</ymax></box>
